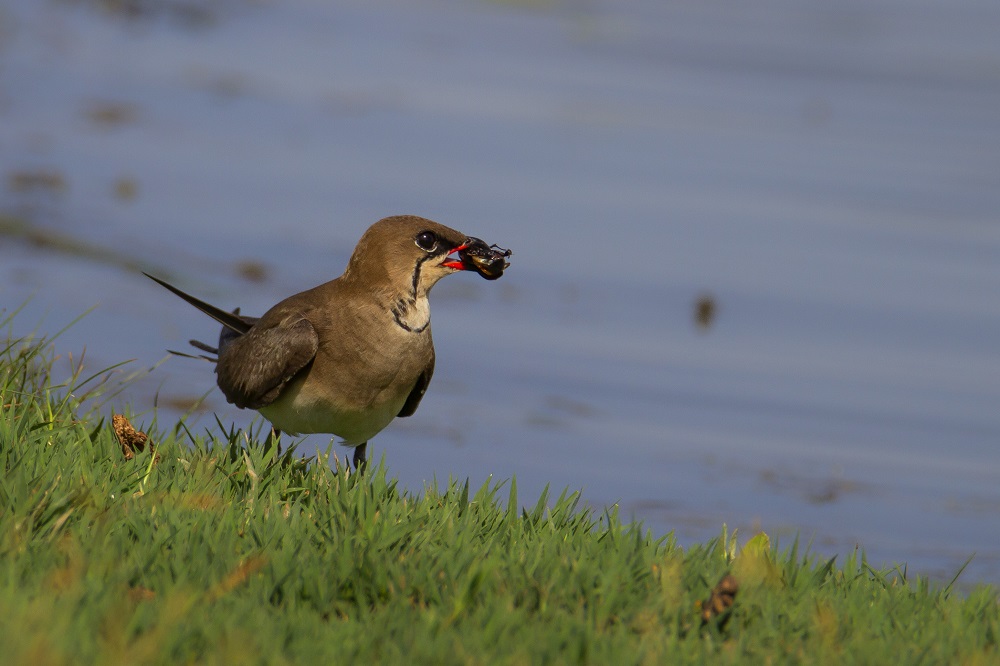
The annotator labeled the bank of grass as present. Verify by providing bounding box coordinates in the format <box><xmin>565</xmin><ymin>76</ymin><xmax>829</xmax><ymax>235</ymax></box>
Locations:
<box><xmin>1</xmin><ymin>328</ymin><xmax>998</xmax><ymax>665</ymax></box>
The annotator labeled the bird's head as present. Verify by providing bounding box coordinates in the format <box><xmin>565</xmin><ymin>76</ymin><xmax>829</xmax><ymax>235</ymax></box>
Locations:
<box><xmin>345</xmin><ymin>215</ymin><xmax>510</xmax><ymax>298</ymax></box>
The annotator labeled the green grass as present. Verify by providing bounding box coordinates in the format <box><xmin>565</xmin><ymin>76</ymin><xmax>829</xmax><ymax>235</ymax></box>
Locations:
<box><xmin>1</xmin><ymin>325</ymin><xmax>998</xmax><ymax>664</ymax></box>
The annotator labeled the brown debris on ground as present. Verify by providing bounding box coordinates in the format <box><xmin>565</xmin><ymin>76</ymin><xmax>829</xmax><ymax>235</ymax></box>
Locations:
<box><xmin>112</xmin><ymin>413</ymin><xmax>158</xmax><ymax>462</ymax></box>
<box><xmin>699</xmin><ymin>573</ymin><xmax>739</xmax><ymax>624</ymax></box>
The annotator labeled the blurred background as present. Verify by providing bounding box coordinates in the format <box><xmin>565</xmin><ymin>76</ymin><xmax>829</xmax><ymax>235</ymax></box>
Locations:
<box><xmin>2</xmin><ymin>0</ymin><xmax>999</xmax><ymax>584</ymax></box>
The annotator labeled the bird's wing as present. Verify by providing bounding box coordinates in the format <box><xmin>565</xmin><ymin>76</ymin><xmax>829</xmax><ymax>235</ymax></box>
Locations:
<box><xmin>397</xmin><ymin>353</ymin><xmax>435</xmax><ymax>418</ymax></box>
<box><xmin>216</xmin><ymin>308</ymin><xmax>258</xmax><ymax>355</ymax></box>
<box><xmin>215</xmin><ymin>313</ymin><xmax>319</xmax><ymax>410</ymax></box>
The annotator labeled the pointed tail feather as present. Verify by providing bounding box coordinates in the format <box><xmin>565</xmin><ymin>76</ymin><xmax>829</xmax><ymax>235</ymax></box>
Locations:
<box><xmin>167</xmin><ymin>348</ymin><xmax>218</xmax><ymax>363</ymax></box>
<box><xmin>143</xmin><ymin>272</ymin><xmax>254</xmax><ymax>335</ymax></box>
<box><xmin>189</xmin><ymin>339</ymin><xmax>219</xmax><ymax>355</ymax></box>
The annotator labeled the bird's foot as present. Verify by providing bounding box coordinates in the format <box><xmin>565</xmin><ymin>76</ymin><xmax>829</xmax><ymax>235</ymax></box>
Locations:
<box><xmin>264</xmin><ymin>427</ymin><xmax>282</xmax><ymax>456</ymax></box>
<box><xmin>352</xmin><ymin>442</ymin><xmax>367</xmax><ymax>472</ymax></box>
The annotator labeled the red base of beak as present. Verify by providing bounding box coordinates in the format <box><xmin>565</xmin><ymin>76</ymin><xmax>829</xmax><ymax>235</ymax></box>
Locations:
<box><xmin>442</xmin><ymin>244</ymin><xmax>468</xmax><ymax>270</ymax></box>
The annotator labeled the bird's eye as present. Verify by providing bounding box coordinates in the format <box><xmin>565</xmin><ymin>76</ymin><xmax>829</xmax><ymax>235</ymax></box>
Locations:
<box><xmin>414</xmin><ymin>231</ymin><xmax>437</xmax><ymax>251</ymax></box>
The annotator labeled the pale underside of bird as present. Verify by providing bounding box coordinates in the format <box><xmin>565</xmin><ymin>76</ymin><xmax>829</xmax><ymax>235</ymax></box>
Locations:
<box><xmin>146</xmin><ymin>215</ymin><xmax>511</xmax><ymax>469</ymax></box>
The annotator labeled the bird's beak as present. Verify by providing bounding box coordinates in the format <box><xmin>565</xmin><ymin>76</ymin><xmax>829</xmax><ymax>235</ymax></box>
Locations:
<box><xmin>441</xmin><ymin>244</ymin><xmax>468</xmax><ymax>271</ymax></box>
<box><xmin>442</xmin><ymin>237</ymin><xmax>512</xmax><ymax>280</ymax></box>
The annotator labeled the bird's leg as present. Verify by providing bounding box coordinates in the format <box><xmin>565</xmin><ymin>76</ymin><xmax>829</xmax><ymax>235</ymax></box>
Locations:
<box><xmin>352</xmin><ymin>442</ymin><xmax>367</xmax><ymax>471</ymax></box>
<box><xmin>264</xmin><ymin>427</ymin><xmax>282</xmax><ymax>456</ymax></box>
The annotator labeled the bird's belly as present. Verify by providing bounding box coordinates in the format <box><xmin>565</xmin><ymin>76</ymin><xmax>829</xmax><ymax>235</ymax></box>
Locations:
<box><xmin>257</xmin><ymin>377</ymin><xmax>405</xmax><ymax>444</ymax></box>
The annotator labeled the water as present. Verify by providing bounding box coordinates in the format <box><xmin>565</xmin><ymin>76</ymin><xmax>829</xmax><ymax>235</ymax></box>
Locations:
<box><xmin>2</xmin><ymin>0</ymin><xmax>999</xmax><ymax>585</ymax></box>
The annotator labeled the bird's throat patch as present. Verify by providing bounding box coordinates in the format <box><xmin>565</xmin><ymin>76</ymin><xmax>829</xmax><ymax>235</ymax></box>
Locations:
<box><xmin>391</xmin><ymin>296</ymin><xmax>430</xmax><ymax>333</ymax></box>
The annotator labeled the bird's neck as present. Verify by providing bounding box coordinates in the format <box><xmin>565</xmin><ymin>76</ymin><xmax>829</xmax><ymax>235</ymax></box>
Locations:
<box><xmin>339</xmin><ymin>261</ymin><xmax>437</xmax><ymax>334</ymax></box>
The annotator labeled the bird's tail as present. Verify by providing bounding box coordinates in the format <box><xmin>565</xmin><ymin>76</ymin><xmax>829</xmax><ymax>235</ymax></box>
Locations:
<box><xmin>143</xmin><ymin>273</ymin><xmax>255</xmax><ymax>335</ymax></box>
<box><xmin>144</xmin><ymin>273</ymin><xmax>261</xmax><ymax>361</ymax></box>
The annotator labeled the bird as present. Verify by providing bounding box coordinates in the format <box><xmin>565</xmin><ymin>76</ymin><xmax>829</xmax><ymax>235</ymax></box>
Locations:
<box><xmin>145</xmin><ymin>215</ymin><xmax>510</xmax><ymax>469</ymax></box>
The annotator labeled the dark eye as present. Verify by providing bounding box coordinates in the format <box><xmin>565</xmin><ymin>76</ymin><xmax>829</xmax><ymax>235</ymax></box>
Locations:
<box><xmin>414</xmin><ymin>230</ymin><xmax>437</xmax><ymax>251</ymax></box>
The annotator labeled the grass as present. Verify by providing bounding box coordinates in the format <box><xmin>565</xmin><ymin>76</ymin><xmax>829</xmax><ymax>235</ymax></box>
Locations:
<box><xmin>1</xmin><ymin>322</ymin><xmax>998</xmax><ymax>664</ymax></box>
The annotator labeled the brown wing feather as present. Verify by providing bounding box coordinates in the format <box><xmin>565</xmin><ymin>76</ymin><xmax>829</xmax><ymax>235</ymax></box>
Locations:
<box><xmin>145</xmin><ymin>272</ymin><xmax>320</xmax><ymax>411</ymax></box>
<box><xmin>215</xmin><ymin>314</ymin><xmax>319</xmax><ymax>409</ymax></box>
